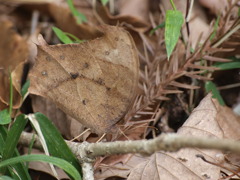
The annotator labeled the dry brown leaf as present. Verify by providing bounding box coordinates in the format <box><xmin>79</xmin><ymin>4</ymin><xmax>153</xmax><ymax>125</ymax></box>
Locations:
<box><xmin>95</xmin><ymin>2</ymin><xmax>150</xmax><ymax>33</ymax></box>
<box><xmin>215</xmin><ymin>102</ymin><xmax>240</xmax><ymax>140</ymax></box>
<box><xmin>29</xmin><ymin>25</ymin><xmax>139</xmax><ymax>135</ymax></box>
<box><xmin>95</xmin><ymin>154</ymin><xmax>147</xmax><ymax>180</ymax></box>
<box><xmin>214</xmin><ymin>103</ymin><xmax>240</xmax><ymax>179</ymax></box>
<box><xmin>48</xmin><ymin>2</ymin><xmax>102</xmax><ymax>40</ymax></box>
<box><xmin>0</xmin><ymin>18</ymin><xmax>28</xmax><ymax>109</ymax></box>
<box><xmin>128</xmin><ymin>94</ymin><xmax>223</xmax><ymax>180</ymax></box>
<box><xmin>117</xmin><ymin>0</ymin><xmax>149</xmax><ymax>23</ymax></box>
<box><xmin>96</xmin><ymin>94</ymin><xmax>223</xmax><ymax>179</ymax></box>
<box><xmin>14</xmin><ymin>1</ymin><xmax>101</xmax><ymax>41</ymax></box>
<box><xmin>199</xmin><ymin>0</ymin><xmax>229</xmax><ymax>15</ymax></box>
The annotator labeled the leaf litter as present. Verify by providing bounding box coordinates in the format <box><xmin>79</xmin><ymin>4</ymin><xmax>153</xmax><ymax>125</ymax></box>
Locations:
<box><xmin>1</xmin><ymin>0</ymin><xmax>240</xmax><ymax>179</ymax></box>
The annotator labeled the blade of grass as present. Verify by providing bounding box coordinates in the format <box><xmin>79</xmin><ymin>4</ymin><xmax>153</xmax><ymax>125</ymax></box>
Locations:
<box><xmin>214</xmin><ymin>57</ymin><xmax>240</xmax><ymax>70</ymax></box>
<box><xmin>0</xmin><ymin>176</ymin><xmax>14</xmax><ymax>180</ymax></box>
<box><xmin>21</xmin><ymin>80</ymin><xmax>30</xmax><ymax>99</ymax></box>
<box><xmin>101</xmin><ymin>0</ymin><xmax>109</xmax><ymax>6</ymax></box>
<box><xmin>0</xmin><ymin>126</ymin><xmax>31</xmax><ymax>180</ymax></box>
<box><xmin>1</xmin><ymin>115</ymin><xmax>28</xmax><ymax>173</ymax></box>
<box><xmin>28</xmin><ymin>114</ymin><xmax>58</xmax><ymax>177</ymax></box>
<box><xmin>52</xmin><ymin>27</ymin><xmax>74</xmax><ymax>44</ymax></box>
<box><xmin>26</xmin><ymin>134</ymin><xmax>36</xmax><ymax>168</ymax></box>
<box><xmin>34</xmin><ymin>113</ymin><xmax>82</xmax><ymax>175</ymax></box>
<box><xmin>67</xmin><ymin>0</ymin><xmax>87</xmax><ymax>24</ymax></box>
<box><xmin>205</xmin><ymin>81</ymin><xmax>225</xmax><ymax>106</ymax></box>
<box><xmin>0</xmin><ymin>109</ymin><xmax>11</xmax><ymax>125</ymax></box>
<box><xmin>64</xmin><ymin>32</ymin><xmax>84</xmax><ymax>43</ymax></box>
<box><xmin>8</xmin><ymin>72</ymin><xmax>13</xmax><ymax>117</ymax></box>
<box><xmin>149</xmin><ymin>22</ymin><xmax>165</xmax><ymax>36</ymax></box>
<box><xmin>5</xmin><ymin>152</ymin><xmax>30</xmax><ymax>180</ymax></box>
<box><xmin>0</xmin><ymin>155</ymin><xmax>81</xmax><ymax>180</ymax></box>
<box><xmin>0</xmin><ymin>73</ymin><xmax>14</xmax><ymax>125</ymax></box>
<box><xmin>0</xmin><ymin>132</ymin><xmax>5</xmax><ymax>154</ymax></box>
<box><xmin>210</xmin><ymin>15</ymin><xmax>220</xmax><ymax>41</ymax></box>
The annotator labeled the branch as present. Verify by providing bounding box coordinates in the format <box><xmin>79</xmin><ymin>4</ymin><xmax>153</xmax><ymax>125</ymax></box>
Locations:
<box><xmin>19</xmin><ymin>132</ymin><xmax>240</xmax><ymax>179</ymax></box>
<box><xmin>20</xmin><ymin>131</ymin><xmax>240</xmax><ymax>158</ymax></box>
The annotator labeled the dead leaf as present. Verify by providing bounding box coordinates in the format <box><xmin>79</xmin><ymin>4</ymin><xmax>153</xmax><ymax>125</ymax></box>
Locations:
<box><xmin>214</xmin><ymin>102</ymin><xmax>240</xmax><ymax>176</ymax></box>
<box><xmin>199</xmin><ymin>0</ymin><xmax>229</xmax><ymax>15</ymax></box>
<box><xmin>0</xmin><ymin>18</ymin><xmax>28</xmax><ymax>109</ymax></box>
<box><xmin>96</xmin><ymin>3</ymin><xmax>150</xmax><ymax>33</ymax></box>
<box><xmin>117</xmin><ymin>0</ymin><xmax>150</xmax><ymax>23</ymax></box>
<box><xmin>216</xmin><ymin>102</ymin><xmax>240</xmax><ymax>140</ymax></box>
<box><xmin>97</xmin><ymin>94</ymin><xmax>222</xmax><ymax>179</ymax></box>
<box><xmin>29</xmin><ymin>25</ymin><xmax>139</xmax><ymax>135</ymax></box>
<box><xmin>128</xmin><ymin>94</ymin><xmax>222</xmax><ymax>180</ymax></box>
<box><xmin>48</xmin><ymin>2</ymin><xmax>103</xmax><ymax>40</ymax></box>
<box><xmin>95</xmin><ymin>154</ymin><xmax>147</xmax><ymax>180</ymax></box>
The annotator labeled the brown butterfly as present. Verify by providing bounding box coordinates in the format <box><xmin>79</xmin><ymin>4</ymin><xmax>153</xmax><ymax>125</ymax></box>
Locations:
<box><xmin>29</xmin><ymin>25</ymin><xmax>139</xmax><ymax>134</ymax></box>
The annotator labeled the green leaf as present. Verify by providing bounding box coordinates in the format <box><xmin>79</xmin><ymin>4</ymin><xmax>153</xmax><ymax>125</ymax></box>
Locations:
<box><xmin>0</xmin><ymin>133</ymin><xmax>5</xmax><ymax>156</ymax></box>
<box><xmin>67</xmin><ymin>0</ymin><xmax>87</xmax><ymax>24</ymax></box>
<box><xmin>52</xmin><ymin>27</ymin><xmax>74</xmax><ymax>44</ymax></box>
<box><xmin>0</xmin><ymin>155</ymin><xmax>81</xmax><ymax>180</ymax></box>
<box><xmin>205</xmin><ymin>81</ymin><xmax>225</xmax><ymax>106</ymax></box>
<box><xmin>101</xmin><ymin>0</ymin><xmax>109</xmax><ymax>6</ymax></box>
<box><xmin>165</xmin><ymin>10</ymin><xmax>184</xmax><ymax>60</ymax></box>
<box><xmin>149</xmin><ymin>22</ymin><xmax>165</xmax><ymax>36</ymax></box>
<box><xmin>21</xmin><ymin>80</ymin><xmax>30</xmax><ymax>98</ymax></box>
<box><xmin>34</xmin><ymin>113</ymin><xmax>82</xmax><ymax>175</ymax></box>
<box><xmin>0</xmin><ymin>109</ymin><xmax>11</xmax><ymax>125</ymax></box>
<box><xmin>0</xmin><ymin>176</ymin><xmax>14</xmax><ymax>180</ymax></box>
<box><xmin>1</xmin><ymin>115</ymin><xmax>28</xmax><ymax>173</ymax></box>
<box><xmin>0</xmin><ymin>126</ymin><xmax>31</xmax><ymax>180</ymax></box>
<box><xmin>210</xmin><ymin>16</ymin><xmax>220</xmax><ymax>41</ymax></box>
<box><xmin>8</xmin><ymin>73</ymin><xmax>13</xmax><ymax>117</ymax></box>
<box><xmin>64</xmin><ymin>32</ymin><xmax>84</xmax><ymax>43</ymax></box>
<box><xmin>6</xmin><ymin>149</ymin><xmax>31</xmax><ymax>180</ymax></box>
<box><xmin>214</xmin><ymin>57</ymin><xmax>240</xmax><ymax>70</ymax></box>
<box><xmin>52</xmin><ymin>27</ymin><xmax>83</xmax><ymax>44</ymax></box>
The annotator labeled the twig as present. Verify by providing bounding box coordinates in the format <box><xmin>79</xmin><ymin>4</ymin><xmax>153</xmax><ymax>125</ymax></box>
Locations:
<box><xmin>19</xmin><ymin>132</ymin><xmax>240</xmax><ymax>179</ymax></box>
<box><xmin>20</xmin><ymin>131</ymin><xmax>240</xmax><ymax>159</ymax></box>
<box><xmin>82</xmin><ymin>162</ymin><xmax>94</xmax><ymax>180</ymax></box>
<box><xmin>217</xmin><ymin>83</ymin><xmax>240</xmax><ymax>90</ymax></box>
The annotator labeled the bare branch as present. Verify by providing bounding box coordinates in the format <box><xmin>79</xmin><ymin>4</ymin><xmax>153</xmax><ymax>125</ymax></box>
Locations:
<box><xmin>20</xmin><ymin>131</ymin><xmax>240</xmax><ymax>159</ymax></box>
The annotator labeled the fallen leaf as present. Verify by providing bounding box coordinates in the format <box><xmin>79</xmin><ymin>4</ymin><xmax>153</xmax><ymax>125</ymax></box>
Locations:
<box><xmin>29</xmin><ymin>25</ymin><xmax>139</xmax><ymax>135</ymax></box>
<box><xmin>215</xmin><ymin>101</ymin><xmax>240</xmax><ymax>140</ymax></box>
<box><xmin>128</xmin><ymin>94</ymin><xmax>222</xmax><ymax>180</ymax></box>
<box><xmin>95</xmin><ymin>154</ymin><xmax>147</xmax><ymax>180</ymax></box>
<box><xmin>199</xmin><ymin>0</ymin><xmax>229</xmax><ymax>15</ymax></box>
<box><xmin>0</xmin><ymin>18</ymin><xmax>28</xmax><ymax>109</ymax></box>
<box><xmin>97</xmin><ymin>94</ymin><xmax>222</xmax><ymax>179</ymax></box>
<box><xmin>96</xmin><ymin>3</ymin><xmax>150</xmax><ymax>33</ymax></box>
<box><xmin>117</xmin><ymin>0</ymin><xmax>150</xmax><ymax>23</ymax></box>
<box><xmin>48</xmin><ymin>2</ymin><xmax>103</xmax><ymax>40</ymax></box>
